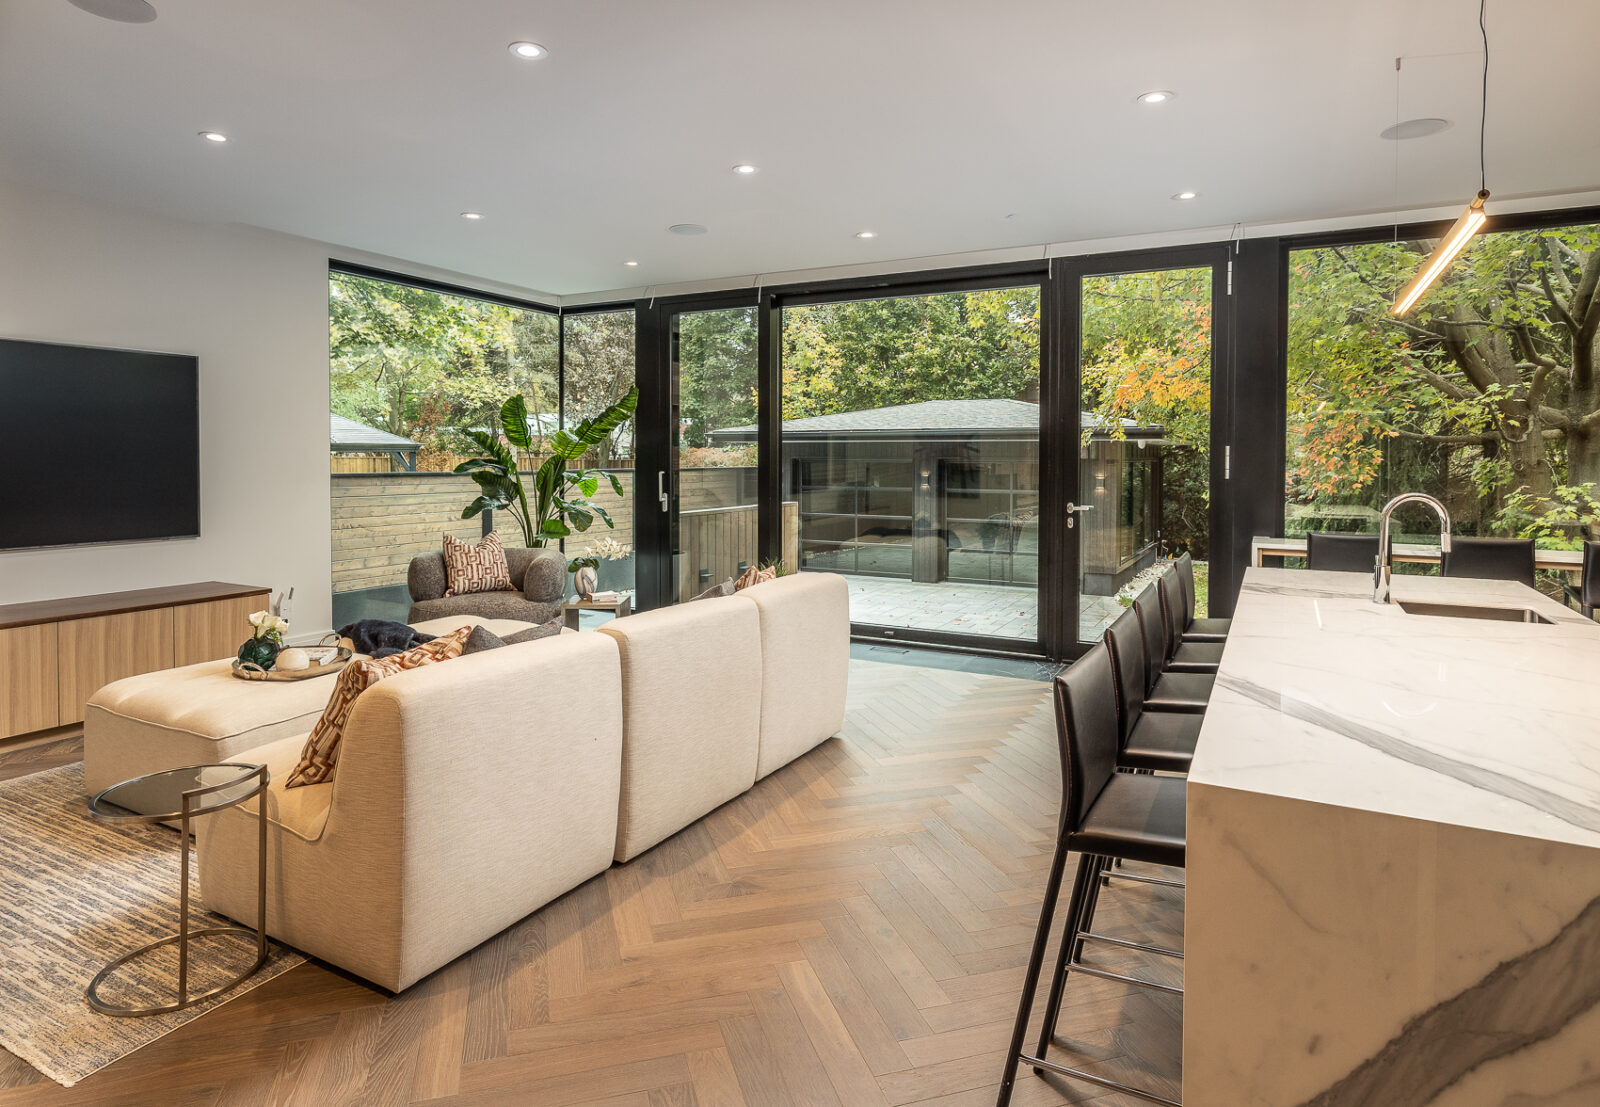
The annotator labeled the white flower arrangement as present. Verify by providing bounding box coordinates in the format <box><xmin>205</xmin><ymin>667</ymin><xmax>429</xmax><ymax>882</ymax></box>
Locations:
<box><xmin>247</xmin><ymin>610</ymin><xmax>290</xmax><ymax>643</ymax></box>
<box><xmin>590</xmin><ymin>536</ymin><xmax>633</xmax><ymax>561</ymax></box>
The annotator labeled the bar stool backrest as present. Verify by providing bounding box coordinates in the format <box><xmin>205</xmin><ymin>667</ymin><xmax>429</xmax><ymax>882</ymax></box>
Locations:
<box><xmin>1306</xmin><ymin>532</ymin><xmax>1381</xmax><ymax>574</ymax></box>
<box><xmin>1103</xmin><ymin>607</ymin><xmax>1145</xmax><ymax>743</ymax></box>
<box><xmin>1053</xmin><ymin>642</ymin><xmax>1121</xmax><ymax>837</ymax></box>
<box><xmin>1582</xmin><ymin>541</ymin><xmax>1600</xmax><ymax>608</ymax></box>
<box><xmin>1158</xmin><ymin>570</ymin><xmax>1186</xmax><ymax>656</ymax></box>
<box><xmin>1176</xmin><ymin>552</ymin><xmax>1198</xmax><ymax>625</ymax></box>
<box><xmin>1441</xmin><ymin>536</ymin><xmax>1537</xmax><ymax>589</ymax></box>
<box><xmin>1131</xmin><ymin>586</ymin><xmax>1166</xmax><ymax>696</ymax></box>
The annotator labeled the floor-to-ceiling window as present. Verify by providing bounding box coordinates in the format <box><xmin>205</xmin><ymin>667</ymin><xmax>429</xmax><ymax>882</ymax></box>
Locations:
<box><xmin>1077</xmin><ymin>266</ymin><xmax>1213</xmax><ymax>640</ymax></box>
<box><xmin>778</xmin><ymin>286</ymin><xmax>1042</xmax><ymax>645</ymax></box>
<box><xmin>1286</xmin><ymin>219</ymin><xmax>1600</xmax><ymax>574</ymax></box>
<box><xmin>328</xmin><ymin>268</ymin><xmax>557</xmax><ymax>625</ymax></box>
<box><xmin>561</xmin><ymin>308</ymin><xmax>637</xmax><ymax>594</ymax></box>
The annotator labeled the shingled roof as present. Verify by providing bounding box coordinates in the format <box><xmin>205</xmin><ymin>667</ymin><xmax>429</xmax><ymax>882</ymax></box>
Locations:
<box><xmin>710</xmin><ymin>399</ymin><xmax>1158</xmax><ymax>439</ymax></box>
<box><xmin>330</xmin><ymin>413</ymin><xmax>422</xmax><ymax>451</ymax></box>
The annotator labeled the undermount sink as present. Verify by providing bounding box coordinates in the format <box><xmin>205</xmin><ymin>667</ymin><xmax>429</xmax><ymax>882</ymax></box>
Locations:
<box><xmin>1396</xmin><ymin>600</ymin><xmax>1554</xmax><ymax>625</ymax></box>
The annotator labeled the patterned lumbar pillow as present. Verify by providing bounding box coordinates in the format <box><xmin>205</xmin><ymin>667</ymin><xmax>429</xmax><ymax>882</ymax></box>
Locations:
<box><xmin>285</xmin><ymin>625</ymin><xmax>473</xmax><ymax>788</ymax></box>
<box><xmin>442</xmin><ymin>531</ymin><xmax>513</xmax><ymax>597</ymax></box>
<box><xmin>734</xmin><ymin>564</ymin><xmax>777</xmax><ymax>591</ymax></box>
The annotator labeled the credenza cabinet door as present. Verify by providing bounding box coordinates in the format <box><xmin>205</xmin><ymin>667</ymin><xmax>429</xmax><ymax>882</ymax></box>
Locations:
<box><xmin>0</xmin><ymin>624</ymin><xmax>60</xmax><ymax>738</ymax></box>
<box><xmin>173</xmin><ymin>595</ymin><xmax>260</xmax><ymax>667</ymax></box>
<box><xmin>57</xmin><ymin>609</ymin><xmax>175</xmax><ymax>726</ymax></box>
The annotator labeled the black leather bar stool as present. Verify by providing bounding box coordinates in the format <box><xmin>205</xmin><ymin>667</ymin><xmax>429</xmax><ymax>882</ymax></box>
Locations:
<box><xmin>1175</xmin><ymin>552</ymin><xmax>1229</xmax><ymax>642</ymax></box>
<box><xmin>1130</xmin><ymin>588</ymin><xmax>1212</xmax><ymax>713</ymax></box>
<box><xmin>1106</xmin><ymin>612</ymin><xmax>1202</xmax><ymax>774</ymax></box>
<box><xmin>1306</xmin><ymin>531</ymin><xmax>1381</xmax><ymax>573</ymax></box>
<box><xmin>1441</xmin><ymin>536</ymin><xmax>1537</xmax><ymax>588</ymax></box>
<box><xmin>997</xmin><ymin>642</ymin><xmax>1186</xmax><ymax>1107</ymax></box>
<box><xmin>1158</xmin><ymin>570</ymin><xmax>1221</xmax><ymax>674</ymax></box>
<box><xmin>1564</xmin><ymin>541</ymin><xmax>1598</xmax><ymax>619</ymax></box>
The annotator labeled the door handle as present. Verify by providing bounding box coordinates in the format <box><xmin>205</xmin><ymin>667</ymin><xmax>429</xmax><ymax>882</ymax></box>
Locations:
<box><xmin>658</xmin><ymin>470</ymin><xmax>669</xmax><ymax>513</ymax></box>
<box><xmin>1066</xmin><ymin>502</ymin><xmax>1094</xmax><ymax>529</ymax></box>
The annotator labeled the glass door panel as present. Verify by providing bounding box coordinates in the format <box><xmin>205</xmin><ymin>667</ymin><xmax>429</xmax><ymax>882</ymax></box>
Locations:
<box><xmin>1077</xmin><ymin>266</ymin><xmax>1212</xmax><ymax>644</ymax></box>
<box><xmin>670</xmin><ymin>305</ymin><xmax>759</xmax><ymax>602</ymax></box>
<box><xmin>781</xmin><ymin>286</ymin><xmax>1042</xmax><ymax>647</ymax></box>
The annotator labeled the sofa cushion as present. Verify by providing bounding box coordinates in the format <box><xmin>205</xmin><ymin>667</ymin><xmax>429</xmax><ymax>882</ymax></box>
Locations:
<box><xmin>598</xmin><ymin>599</ymin><xmax>762</xmax><ymax>862</ymax></box>
<box><xmin>738</xmin><ymin>573</ymin><xmax>850</xmax><ymax>779</ymax></box>
<box><xmin>443</xmin><ymin>531</ymin><xmax>513</xmax><ymax>596</ymax></box>
<box><xmin>285</xmin><ymin>626</ymin><xmax>472</xmax><ymax>788</ymax></box>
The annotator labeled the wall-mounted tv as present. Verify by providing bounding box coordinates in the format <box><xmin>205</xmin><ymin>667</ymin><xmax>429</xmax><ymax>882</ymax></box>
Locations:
<box><xmin>0</xmin><ymin>338</ymin><xmax>200</xmax><ymax>551</ymax></box>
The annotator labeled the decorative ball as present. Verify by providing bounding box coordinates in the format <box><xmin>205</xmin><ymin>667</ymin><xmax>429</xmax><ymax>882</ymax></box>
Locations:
<box><xmin>237</xmin><ymin>637</ymin><xmax>281</xmax><ymax>670</ymax></box>
<box><xmin>274</xmin><ymin>647</ymin><xmax>310</xmax><ymax>672</ymax></box>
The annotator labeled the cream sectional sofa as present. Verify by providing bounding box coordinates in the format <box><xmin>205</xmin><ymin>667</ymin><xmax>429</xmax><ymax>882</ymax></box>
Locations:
<box><xmin>180</xmin><ymin>572</ymin><xmax>849</xmax><ymax>992</ymax></box>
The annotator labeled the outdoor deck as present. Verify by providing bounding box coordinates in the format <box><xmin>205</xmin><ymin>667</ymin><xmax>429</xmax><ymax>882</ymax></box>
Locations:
<box><xmin>843</xmin><ymin>576</ymin><xmax>1125</xmax><ymax>643</ymax></box>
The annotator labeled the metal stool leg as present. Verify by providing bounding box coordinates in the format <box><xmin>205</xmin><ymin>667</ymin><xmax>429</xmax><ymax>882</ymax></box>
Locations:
<box><xmin>996</xmin><ymin>835</ymin><xmax>1080</xmax><ymax>1107</ymax></box>
<box><xmin>1034</xmin><ymin>855</ymin><xmax>1104</xmax><ymax>1067</ymax></box>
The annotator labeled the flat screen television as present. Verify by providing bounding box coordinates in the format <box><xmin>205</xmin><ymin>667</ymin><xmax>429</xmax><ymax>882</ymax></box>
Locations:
<box><xmin>0</xmin><ymin>338</ymin><xmax>200</xmax><ymax>551</ymax></box>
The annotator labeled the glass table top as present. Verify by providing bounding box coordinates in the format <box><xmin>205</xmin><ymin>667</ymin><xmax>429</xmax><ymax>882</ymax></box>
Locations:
<box><xmin>89</xmin><ymin>764</ymin><xmax>266</xmax><ymax>823</ymax></box>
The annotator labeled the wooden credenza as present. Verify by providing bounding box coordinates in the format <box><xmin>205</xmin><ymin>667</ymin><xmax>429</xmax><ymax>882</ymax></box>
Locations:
<box><xmin>0</xmin><ymin>582</ymin><xmax>269</xmax><ymax>740</ymax></box>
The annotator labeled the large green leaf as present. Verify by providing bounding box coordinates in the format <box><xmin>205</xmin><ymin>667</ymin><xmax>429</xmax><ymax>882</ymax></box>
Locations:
<box><xmin>563</xmin><ymin>502</ymin><xmax>595</xmax><ymax>531</ymax></box>
<box><xmin>551</xmin><ymin>387</ymin><xmax>638</xmax><ymax>460</ymax></box>
<box><xmin>500</xmin><ymin>394</ymin><xmax>534</xmax><ymax>451</ymax></box>
<box><xmin>605</xmin><ymin>472</ymin><xmax>625</xmax><ymax>498</ymax></box>
<box><xmin>539</xmin><ymin>517</ymin><xmax>571</xmax><ymax>538</ymax></box>
<box><xmin>460</xmin><ymin>495</ymin><xmax>495</xmax><ymax>520</ymax></box>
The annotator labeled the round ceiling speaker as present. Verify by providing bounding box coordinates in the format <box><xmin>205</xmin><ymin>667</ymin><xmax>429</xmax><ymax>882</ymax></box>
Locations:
<box><xmin>668</xmin><ymin>224</ymin><xmax>709</xmax><ymax>236</ymax></box>
<box><xmin>1380</xmin><ymin>118</ymin><xmax>1451</xmax><ymax>141</ymax></box>
<box><xmin>68</xmin><ymin>0</ymin><xmax>157</xmax><ymax>22</ymax></box>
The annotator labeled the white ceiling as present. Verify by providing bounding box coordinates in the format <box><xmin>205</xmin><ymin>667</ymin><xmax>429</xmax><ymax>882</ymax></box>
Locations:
<box><xmin>3</xmin><ymin>0</ymin><xmax>1597</xmax><ymax>298</ymax></box>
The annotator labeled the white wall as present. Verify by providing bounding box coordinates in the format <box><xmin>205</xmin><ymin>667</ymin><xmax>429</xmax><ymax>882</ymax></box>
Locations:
<box><xmin>0</xmin><ymin>180</ymin><xmax>335</xmax><ymax>637</ymax></box>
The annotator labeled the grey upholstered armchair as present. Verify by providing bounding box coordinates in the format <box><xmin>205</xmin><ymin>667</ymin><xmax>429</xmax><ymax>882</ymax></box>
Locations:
<box><xmin>407</xmin><ymin>545</ymin><xmax>567</xmax><ymax>624</ymax></box>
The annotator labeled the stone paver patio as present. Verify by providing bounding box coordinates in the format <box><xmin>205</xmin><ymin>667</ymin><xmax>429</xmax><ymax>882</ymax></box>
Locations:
<box><xmin>844</xmin><ymin>576</ymin><xmax>1125</xmax><ymax>643</ymax></box>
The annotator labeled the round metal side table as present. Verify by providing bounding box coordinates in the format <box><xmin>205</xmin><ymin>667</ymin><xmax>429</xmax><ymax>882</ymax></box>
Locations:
<box><xmin>86</xmin><ymin>763</ymin><xmax>269</xmax><ymax>1017</ymax></box>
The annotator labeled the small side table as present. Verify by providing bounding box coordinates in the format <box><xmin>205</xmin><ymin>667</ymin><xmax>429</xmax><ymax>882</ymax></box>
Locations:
<box><xmin>86</xmin><ymin>763</ymin><xmax>270</xmax><ymax>1017</ymax></box>
<box><xmin>562</xmin><ymin>595</ymin><xmax>633</xmax><ymax>631</ymax></box>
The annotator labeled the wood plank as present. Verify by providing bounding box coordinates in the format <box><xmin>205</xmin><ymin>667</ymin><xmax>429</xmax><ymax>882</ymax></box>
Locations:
<box><xmin>56</xmin><ymin>608</ymin><xmax>174</xmax><ymax>725</ymax></box>
<box><xmin>0</xmin><ymin>582</ymin><xmax>268</xmax><ymax>630</ymax></box>
<box><xmin>0</xmin><ymin>623</ymin><xmax>58</xmax><ymax>738</ymax></box>
<box><xmin>172</xmin><ymin>594</ymin><xmax>267</xmax><ymax>667</ymax></box>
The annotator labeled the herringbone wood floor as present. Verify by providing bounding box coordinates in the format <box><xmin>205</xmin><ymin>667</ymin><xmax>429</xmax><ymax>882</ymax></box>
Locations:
<box><xmin>0</xmin><ymin>661</ymin><xmax>1183</xmax><ymax>1106</ymax></box>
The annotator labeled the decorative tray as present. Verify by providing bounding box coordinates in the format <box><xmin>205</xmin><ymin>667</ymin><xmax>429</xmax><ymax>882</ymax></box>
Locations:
<box><xmin>231</xmin><ymin>645</ymin><xmax>353</xmax><ymax>682</ymax></box>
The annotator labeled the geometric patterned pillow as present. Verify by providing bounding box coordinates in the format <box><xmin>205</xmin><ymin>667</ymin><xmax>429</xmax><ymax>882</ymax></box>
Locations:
<box><xmin>283</xmin><ymin>625</ymin><xmax>472</xmax><ymax>789</ymax></box>
<box><xmin>442</xmin><ymin>531</ymin><xmax>513</xmax><ymax>597</ymax></box>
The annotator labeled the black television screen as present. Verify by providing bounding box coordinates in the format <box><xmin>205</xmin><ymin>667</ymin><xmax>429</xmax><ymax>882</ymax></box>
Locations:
<box><xmin>0</xmin><ymin>338</ymin><xmax>200</xmax><ymax>551</ymax></box>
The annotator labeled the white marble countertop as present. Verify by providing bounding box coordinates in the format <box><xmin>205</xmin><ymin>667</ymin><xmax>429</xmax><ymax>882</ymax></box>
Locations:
<box><xmin>1191</xmin><ymin>567</ymin><xmax>1600</xmax><ymax>850</ymax></box>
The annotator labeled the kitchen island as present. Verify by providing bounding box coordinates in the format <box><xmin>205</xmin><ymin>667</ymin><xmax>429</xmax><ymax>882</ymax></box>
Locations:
<box><xmin>1185</xmin><ymin>567</ymin><xmax>1600</xmax><ymax>1107</ymax></box>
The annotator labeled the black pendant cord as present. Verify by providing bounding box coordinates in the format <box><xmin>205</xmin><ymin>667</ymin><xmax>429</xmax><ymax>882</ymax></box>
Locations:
<box><xmin>1478</xmin><ymin>0</ymin><xmax>1489</xmax><ymax>194</ymax></box>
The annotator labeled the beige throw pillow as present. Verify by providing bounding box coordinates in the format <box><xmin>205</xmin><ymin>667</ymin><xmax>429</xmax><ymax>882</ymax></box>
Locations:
<box><xmin>284</xmin><ymin>625</ymin><xmax>472</xmax><ymax>789</ymax></box>
<box><xmin>442</xmin><ymin>531</ymin><xmax>513</xmax><ymax>597</ymax></box>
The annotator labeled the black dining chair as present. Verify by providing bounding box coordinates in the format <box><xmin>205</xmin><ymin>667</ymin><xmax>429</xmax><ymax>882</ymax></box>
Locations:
<box><xmin>1564</xmin><ymin>541</ymin><xmax>1598</xmax><ymax>619</ymax></box>
<box><xmin>1175</xmin><ymin>552</ymin><xmax>1229</xmax><ymax>642</ymax></box>
<box><xmin>1305</xmin><ymin>532</ymin><xmax>1381</xmax><ymax>574</ymax></box>
<box><xmin>1441</xmin><ymin>536</ymin><xmax>1537</xmax><ymax>589</ymax></box>
<box><xmin>1158</xmin><ymin>570</ymin><xmax>1222</xmax><ymax>674</ymax></box>
<box><xmin>997</xmin><ymin>642</ymin><xmax>1185</xmax><ymax>1107</ymax></box>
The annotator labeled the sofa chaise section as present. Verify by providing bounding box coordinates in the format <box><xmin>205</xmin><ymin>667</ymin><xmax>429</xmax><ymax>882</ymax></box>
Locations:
<box><xmin>737</xmin><ymin>573</ymin><xmax>850</xmax><ymax>780</ymax></box>
<box><xmin>196</xmin><ymin>631</ymin><xmax>623</xmax><ymax>992</ymax></box>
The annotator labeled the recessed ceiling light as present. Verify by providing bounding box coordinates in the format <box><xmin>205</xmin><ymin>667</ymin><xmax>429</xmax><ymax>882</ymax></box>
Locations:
<box><xmin>508</xmin><ymin>41</ymin><xmax>548</xmax><ymax>60</ymax></box>
<box><xmin>198</xmin><ymin>131</ymin><xmax>227</xmax><ymax>143</ymax></box>
<box><xmin>1137</xmin><ymin>90</ymin><xmax>1176</xmax><ymax>104</ymax></box>
<box><xmin>69</xmin><ymin>0</ymin><xmax>156</xmax><ymax>23</ymax></box>
<box><xmin>460</xmin><ymin>211</ymin><xmax>484</xmax><ymax>220</ymax></box>
<box><xmin>855</xmin><ymin>230</ymin><xmax>876</xmax><ymax>239</ymax></box>
<box><xmin>668</xmin><ymin>224</ymin><xmax>708</xmax><ymax>236</ymax></box>
<box><xmin>1172</xmin><ymin>191</ymin><xmax>1198</xmax><ymax>201</ymax></box>
<box><xmin>732</xmin><ymin>164</ymin><xmax>759</xmax><ymax>175</ymax></box>
<box><xmin>624</xmin><ymin>260</ymin><xmax>639</xmax><ymax>267</ymax></box>
<box><xmin>1380</xmin><ymin>117</ymin><xmax>1452</xmax><ymax>141</ymax></box>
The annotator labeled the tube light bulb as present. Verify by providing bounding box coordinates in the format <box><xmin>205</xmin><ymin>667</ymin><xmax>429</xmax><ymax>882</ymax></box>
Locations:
<box><xmin>1393</xmin><ymin>190</ymin><xmax>1489</xmax><ymax>315</ymax></box>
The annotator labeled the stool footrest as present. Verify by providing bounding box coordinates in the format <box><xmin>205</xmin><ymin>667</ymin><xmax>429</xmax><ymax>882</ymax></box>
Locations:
<box><xmin>1067</xmin><ymin>960</ymin><xmax>1183</xmax><ymax>995</ymax></box>
<box><xmin>1018</xmin><ymin>1052</ymin><xmax>1181</xmax><ymax>1106</ymax></box>
<box><xmin>1103</xmin><ymin>870</ymin><xmax>1185</xmax><ymax>888</ymax></box>
<box><xmin>1078</xmin><ymin>931</ymin><xmax>1183</xmax><ymax>959</ymax></box>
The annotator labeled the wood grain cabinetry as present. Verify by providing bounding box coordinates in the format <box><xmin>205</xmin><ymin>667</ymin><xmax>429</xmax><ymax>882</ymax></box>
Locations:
<box><xmin>0</xmin><ymin>624</ymin><xmax>61</xmax><ymax>736</ymax></box>
<box><xmin>173</xmin><ymin>595</ymin><xmax>262</xmax><ymax>667</ymax></box>
<box><xmin>0</xmin><ymin>582</ymin><xmax>267</xmax><ymax>740</ymax></box>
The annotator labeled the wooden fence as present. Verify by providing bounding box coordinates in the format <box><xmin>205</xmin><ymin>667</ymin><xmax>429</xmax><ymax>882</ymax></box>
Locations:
<box><xmin>675</xmin><ymin>502</ymin><xmax>800</xmax><ymax>598</ymax></box>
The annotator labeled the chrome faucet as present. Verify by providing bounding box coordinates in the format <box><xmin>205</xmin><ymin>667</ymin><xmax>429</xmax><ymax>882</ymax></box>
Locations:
<box><xmin>1373</xmin><ymin>492</ymin><xmax>1452</xmax><ymax>604</ymax></box>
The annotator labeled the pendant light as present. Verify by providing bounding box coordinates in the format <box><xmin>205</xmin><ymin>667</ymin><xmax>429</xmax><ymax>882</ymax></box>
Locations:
<box><xmin>1394</xmin><ymin>0</ymin><xmax>1491</xmax><ymax>315</ymax></box>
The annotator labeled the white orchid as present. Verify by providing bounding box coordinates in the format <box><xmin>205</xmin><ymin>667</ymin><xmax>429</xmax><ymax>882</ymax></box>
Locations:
<box><xmin>591</xmin><ymin>536</ymin><xmax>633</xmax><ymax>561</ymax></box>
<box><xmin>248</xmin><ymin>610</ymin><xmax>289</xmax><ymax>642</ymax></box>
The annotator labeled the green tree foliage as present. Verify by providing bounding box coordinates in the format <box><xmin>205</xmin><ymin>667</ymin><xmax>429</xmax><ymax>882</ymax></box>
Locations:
<box><xmin>562</xmin><ymin>310</ymin><xmax>637</xmax><ymax>464</ymax></box>
<box><xmin>677</xmin><ymin>306</ymin><xmax>759</xmax><ymax>448</ymax></box>
<box><xmin>329</xmin><ymin>273</ymin><xmax>557</xmax><ymax>465</ymax></box>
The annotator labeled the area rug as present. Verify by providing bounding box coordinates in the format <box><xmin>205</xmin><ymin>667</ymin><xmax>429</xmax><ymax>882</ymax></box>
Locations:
<box><xmin>0</xmin><ymin>763</ymin><xmax>304</xmax><ymax>1086</ymax></box>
